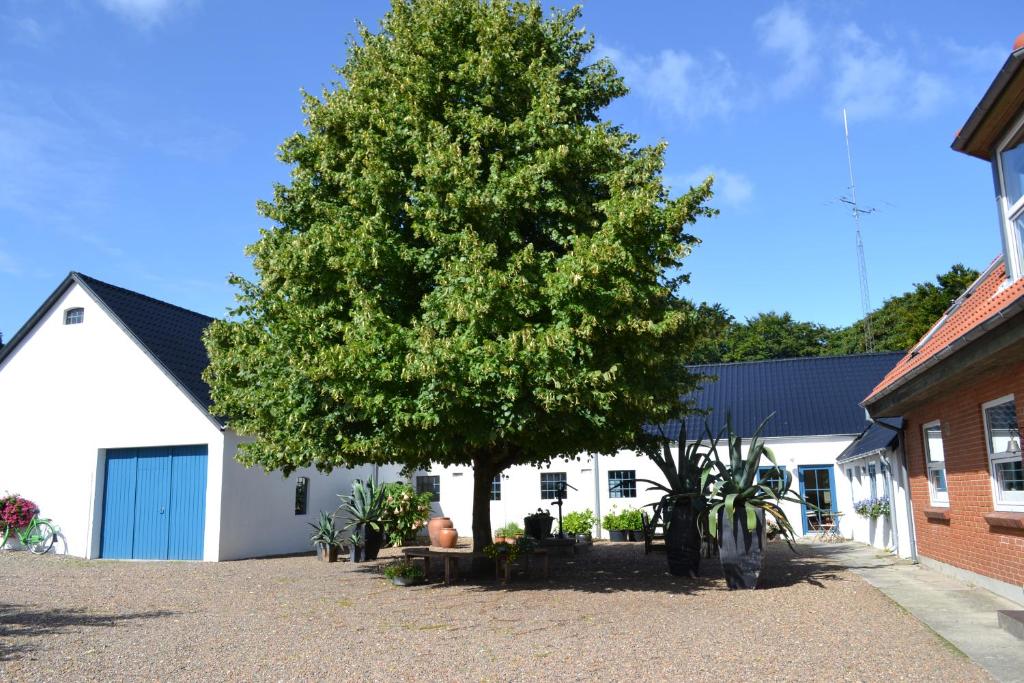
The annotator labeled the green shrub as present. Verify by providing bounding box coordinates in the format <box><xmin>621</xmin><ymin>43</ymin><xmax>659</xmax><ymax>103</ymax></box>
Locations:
<box><xmin>561</xmin><ymin>509</ymin><xmax>596</xmax><ymax>535</ymax></box>
<box><xmin>496</xmin><ymin>522</ymin><xmax>523</xmax><ymax>537</ymax></box>
<box><xmin>618</xmin><ymin>507</ymin><xmax>643</xmax><ymax>531</ymax></box>
<box><xmin>383</xmin><ymin>559</ymin><xmax>425</xmax><ymax>581</ymax></box>
<box><xmin>379</xmin><ymin>482</ymin><xmax>433</xmax><ymax>546</ymax></box>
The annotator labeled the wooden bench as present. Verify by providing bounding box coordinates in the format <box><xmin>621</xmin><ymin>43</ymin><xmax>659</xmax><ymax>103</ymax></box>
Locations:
<box><xmin>402</xmin><ymin>546</ymin><xmax>549</xmax><ymax>585</ymax></box>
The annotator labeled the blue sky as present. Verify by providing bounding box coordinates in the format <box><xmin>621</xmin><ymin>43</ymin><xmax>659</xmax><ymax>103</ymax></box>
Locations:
<box><xmin>1</xmin><ymin>1</ymin><xmax>1022</xmax><ymax>339</ymax></box>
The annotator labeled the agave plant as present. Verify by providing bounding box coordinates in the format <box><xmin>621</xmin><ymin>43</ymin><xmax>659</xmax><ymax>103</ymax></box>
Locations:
<box><xmin>337</xmin><ymin>479</ymin><xmax>386</xmax><ymax>532</ymax></box>
<box><xmin>337</xmin><ymin>479</ymin><xmax>387</xmax><ymax>561</ymax></box>
<box><xmin>308</xmin><ymin>510</ymin><xmax>342</xmax><ymax>547</ymax></box>
<box><xmin>636</xmin><ymin>422</ymin><xmax>715</xmax><ymax>577</ymax></box>
<box><xmin>704</xmin><ymin>413</ymin><xmax>804</xmax><ymax>543</ymax></box>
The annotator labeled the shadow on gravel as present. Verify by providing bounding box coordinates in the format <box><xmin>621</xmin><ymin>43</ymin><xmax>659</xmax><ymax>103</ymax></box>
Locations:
<box><xmin>0</xmin><ymin>604</ymin><xmax>176</xmax><ymax>662</ymax></box>
<box><xmin>353</xmin><ymin>541</ymin><xmax>849</xmax><ymax>594</ymax></box>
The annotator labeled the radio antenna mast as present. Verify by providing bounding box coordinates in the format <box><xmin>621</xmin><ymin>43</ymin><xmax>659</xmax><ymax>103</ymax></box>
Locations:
<box><xmin>840</xmin><ymin>108</ymin><xmax>875</xmax><ymax>352</ymax></box>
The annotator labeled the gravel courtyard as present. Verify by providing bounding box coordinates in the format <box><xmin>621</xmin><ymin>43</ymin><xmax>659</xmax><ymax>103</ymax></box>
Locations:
<box><xmin>0</xmin><ymin>541</ymin><xmax>988</xmax><ymax>682</ymax></box>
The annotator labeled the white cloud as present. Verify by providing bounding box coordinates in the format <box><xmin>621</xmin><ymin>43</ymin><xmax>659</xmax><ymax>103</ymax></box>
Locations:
<box><xmin>942</xmin><ymin>39</ymin><xmax>1008</xmax><ymax>72</ymax></box>
<box><xmin>832</xmin><ymin>23</ymin><xmax>951</xmax><ymax>121</ymax></box>
<box><xmin>679</xmin><ymin>167</ymin><xmax>754</xmax><ymax>207</ymax></box>
<box><xmin>755</xmin><ymin>4</ymin><xmax>818</xmax><ymax>99</ymax></box>
<box><xmin>599</xmin><ymin>44</ymin><xmax>740</xmax><ymax>122</ymax></box>
<box><xmin>97</xmin><ymin>0</ymin><xmax>189</xmax><ymax>28</ymax></box>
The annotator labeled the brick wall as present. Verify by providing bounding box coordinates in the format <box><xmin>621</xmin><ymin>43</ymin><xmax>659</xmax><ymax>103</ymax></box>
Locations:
<box><xmin>903</xmin><ymin>362</ymin><xmax>1024</xmax><ymax>587</ymax></box>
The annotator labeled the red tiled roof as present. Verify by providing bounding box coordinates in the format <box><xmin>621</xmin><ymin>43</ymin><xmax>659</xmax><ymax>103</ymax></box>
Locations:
<box><xmin>865</xmin><ymin>257</ymin><xmax>1024</xmax><ymax>403</ymax></box>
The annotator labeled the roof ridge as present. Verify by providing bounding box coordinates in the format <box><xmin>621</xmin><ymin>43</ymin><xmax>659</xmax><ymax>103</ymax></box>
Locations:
<box><xmin>73</xmin><ymin>272</ymin><xmax>216</xmax><ymax>322</ymax></box>
<box><xmin>688</xmin><ymin>350</ymin><xmax>905</xmax><ymax>369</ymax></box>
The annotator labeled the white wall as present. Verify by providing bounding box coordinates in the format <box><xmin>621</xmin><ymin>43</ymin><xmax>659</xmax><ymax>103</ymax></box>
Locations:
<box><xmin>835</xmin><ymin>448</ymin><xmax>915</xmax><ymax>559</ymax></box>
<box><xmin>0</xmin><ymin>283</ymin><xmax>224</xmax><ymax>559</ymax></box>
<box><xmin>216</xmin><ymin>430</ymin><xmax>392</xmax><ymax>560</ymax></box>
<box><xmin>422</xmin><ymin>435</ymin><xmax>856</xmax><ymax>540</ymax></box>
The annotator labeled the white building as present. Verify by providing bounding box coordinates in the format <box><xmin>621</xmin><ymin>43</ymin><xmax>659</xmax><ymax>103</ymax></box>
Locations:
<box><xmin>0</xmin><ymin>272</ymin><xmax>380</xmax><ymax>561</ymax></box>
<box><xmin>2</xmin><ymin>273</ymin><xmax>910</xmax><ymax>560</ymax></box>
<box><xmin>835</xmin><ymin>418</ymin><xmax>916</xmax><ymax>559</ymax></box>
<box><xmin>417</xmin><ymin>353</ymin><xmax>908</xmax><ymax>544</ymax></box>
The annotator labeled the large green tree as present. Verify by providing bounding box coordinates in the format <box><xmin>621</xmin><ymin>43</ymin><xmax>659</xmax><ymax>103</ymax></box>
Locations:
<box><xmin>203</xmin><ymin>0</ymin><xmax>715</xmax><ymax>551</ymax></box>
<box><xmin>829</xmin><ymin>264</ymin><xmax>980</xmax><ymax>354</ymax></box>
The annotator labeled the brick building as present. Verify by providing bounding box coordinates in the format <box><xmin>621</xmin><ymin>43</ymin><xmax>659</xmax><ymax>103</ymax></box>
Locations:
<box><xmin>864</xmin><ymin>35</ymin><xmax>1024</xmax><ymax>605</ymax></box>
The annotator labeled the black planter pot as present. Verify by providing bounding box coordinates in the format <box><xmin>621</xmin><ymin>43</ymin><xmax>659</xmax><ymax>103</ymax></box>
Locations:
<box><xmin>664</xmin><ymin>503</ymin><xmax>702</xmax><ymax>578</ymax></box>
<box><xmin>349</xmin><ymin>545</ymin><xmax>364</xmax><ymax>563</ymax></box>
<box><xmin>524</xmin><ymin>515</ymin><xmax>554</xmax><ymax>540</ymax></box>
<box><xmin>608</xmin><ymin>530</ymin><xmax>627</xmax><ymax>542</ymax></box>
<box><xmin>717</xmin><ymin>507</ymin><xmax>766</xmax><ymax>590</ymax></box>
<box><xmin>626</xmin><ymin>529</ymin><xmax>644</xmax><ymax>542</ymax></box>
<box><xmin>361</xmin><ymin>524</ymin><xmax>384</xmax><ymax>561</ymax></box>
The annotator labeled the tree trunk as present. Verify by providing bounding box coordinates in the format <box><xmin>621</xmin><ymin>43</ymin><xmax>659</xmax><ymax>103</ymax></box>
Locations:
<box><xmin>471</xmin><ymin>455</ymin><xmax>496</xmax><ymax>552</ymax></box>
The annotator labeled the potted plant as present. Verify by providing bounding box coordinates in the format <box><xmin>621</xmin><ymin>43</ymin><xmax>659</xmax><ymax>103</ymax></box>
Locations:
<box><xmin>561</xmin><ymin>509</ymin><xmax>596</xmax><ymax>543</ymax></box>
<box><xmin>308</xmin><ymin>510</ymin><xmax>342</xmax><ymax>562</ymax></box>
<box><xmin>383</xmin><ymin>559</ymin><xmax>426</xmax><ymax>586</ymax></box>
<box><xmin>636</xmin><ymin>426</ymin><xmax>715</xmax><ymax>578</ymax></box>
<box><xmin>705</xmin><ymin>414</ymin><xmax>806</xmax><ymax>590</ymax></box>
<box><xmin>337</xmin><ymin>479</ymin><xmax>386</xmax><ymax>560</ymax></box>
<box><xmin>602</xmin><ymin>508</ymin><xmax>627</xmax><ymax>542</ymax></box>
<box><xmin>494</xmin><ymin>522</ymin><xmax>523</xmax><ymax>544</ymax></box>
<box><xmin>346</xmin><ymin>532</ymin><xmax>365</xmax><ymax>563</ymax></box>
<box><xmin>523</xmin><ymin>509</ymin><xmax>554</xmax><ymax>540</ymax></box>
<box><xmin>619</xmin><ymin>508</ymin><xmax>644</xmax><ymax>541</ymax></box>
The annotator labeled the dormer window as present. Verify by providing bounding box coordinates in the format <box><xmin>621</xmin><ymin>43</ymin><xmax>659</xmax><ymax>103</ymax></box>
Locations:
<box><xmin>64</xmin><ymin>308</ymin><xmax>84</xmax><ymax>325</ymax></box>
<box><xmin>996</xmin><ymin>113</ymin><xmax>1024</xmax><ymax>280</ymax></box>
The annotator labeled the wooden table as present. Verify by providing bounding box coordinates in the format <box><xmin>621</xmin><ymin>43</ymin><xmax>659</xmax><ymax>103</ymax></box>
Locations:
<box><xmin>402</xmin><ymin>546</ymin><xmax>550</xmax><ymax>585</ymax></box>
<box><xmin>402</xmin><ymin>547</ymin><xmax>486</xmax><ymax>585</ymax></box>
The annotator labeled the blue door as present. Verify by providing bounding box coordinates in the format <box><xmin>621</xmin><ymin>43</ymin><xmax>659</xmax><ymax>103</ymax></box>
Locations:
<box><xmin>798</xmin><ymin>465</ymin><xmax>836</xmax><ymax>534</ymax></box>
<box><xmin>100</xmin><ymin>445</ymin><xmax>207</xmax><ymax>560</ymax></box>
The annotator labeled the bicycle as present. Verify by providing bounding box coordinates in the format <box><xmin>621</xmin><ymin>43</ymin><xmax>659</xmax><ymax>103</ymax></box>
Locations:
<box><xmin>1</xmin><ymin>515</ymin><xmax>58</xmax><ymax>554</ymax></box>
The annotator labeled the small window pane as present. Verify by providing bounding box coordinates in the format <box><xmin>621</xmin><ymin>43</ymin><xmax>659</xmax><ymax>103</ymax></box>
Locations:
<box><xmin>1000</xmin><ymin>127</ymin><xmax>1024</xmax><ymax>207</ymax></box>
<box><xmin>984</xmin><ymin>400</ymin><xmax>1019</xmax><ymax>455</ymax></box>
<box><xmin>64</xmin><ymin>308</ymin><xmax>84</xmax><ymax>325</ymax></box>
<box><xmin>930</xmin><ymin>468</ymin><xmax>947</xmax><ymax>494</ymax></box>
<box><xmin>758</xmin><ymin>466</ymin><xmax>787</xmax><ymax>491</ymax></box>
<box><xmin>540</xmin><ymin>472</ymin><xmax>566</xmax><ymax>500</ymax></box>
<box><xmin>995</xmin><ymin>460</ymin><xmax>1024</xmax><ymax>497</ymax></box>
<box><xmin>294</xmin><ymin>476</ymin><xmax>309</xmax><ymax>515</ymax></box>
<box><xmin>924</xmin><ymin>424</ymin><xmax>945</xmax><ymax>463</ymax></box>
<box><xmin>608</xmin><ymin>470</ymin><xmax>636</xmax><ymax>498</ymax></box>
<box><xmin>416</xmin><ymin>475</ymin><xmax>440</xmax><ymax>502</ymax></box>
<box><xmin>490</xmin><ymin>475</ymin><xmax>501</xmax><ymax>501</ymax></box>
<box><xmin>868</xmin><ymin>464</ymin><xmax>877</xmax><ymax>499</ymax></box>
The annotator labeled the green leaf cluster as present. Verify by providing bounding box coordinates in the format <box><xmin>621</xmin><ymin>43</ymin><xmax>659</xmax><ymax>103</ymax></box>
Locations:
<box><xmin>202</xmin><ymin>0</ymin><xmax>715</xmax><ymax>547</ymax></box>
<box><xmin>559</xmin><ymin>508</ymin><xmax>595</xmax><ymax>535</ymax></box>
<box><xmin>690</xmin><ymin>264</ymin><xmax>980</xmax><ymax>363</ymax></box>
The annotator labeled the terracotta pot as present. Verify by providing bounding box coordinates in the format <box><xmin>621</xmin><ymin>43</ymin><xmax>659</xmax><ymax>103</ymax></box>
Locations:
<box><xmin>494</xmin><ymin>536</ymin><xmax>507</xmax><ymax>544</ymax></box>
<box><xmin>427</xmin><ymin>517</ymin><xmax>453</xmax><ymax>546</ymax></box>
<box><xmin>438</xmin><ymin>528</ymin><xmax>458</xmax><ymax>549</ymax></box>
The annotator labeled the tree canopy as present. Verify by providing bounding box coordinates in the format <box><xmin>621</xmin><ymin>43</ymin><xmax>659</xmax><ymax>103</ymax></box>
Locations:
<box><xmin>691</xmin><ymin>264</ymin><xmax>980</xmax><ymax>363</ymax></box>
<box><xmin>203</xmin><ymin>0</ymin><xmax>715</xmax><ymax>549</ymax></box>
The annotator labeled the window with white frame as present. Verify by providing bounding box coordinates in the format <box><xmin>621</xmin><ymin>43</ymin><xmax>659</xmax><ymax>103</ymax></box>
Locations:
<box><xmin>540</xmin><ymin>472</ymin><xmax>566</xmax><ymax>500</ymax></box>
<box><xmin>64</xmin><ymin>307</ymin><xmax>84</xmax><ymax>325</ymax></box>
<box><xmin>923</xmin><ymin>421</ymin><xmax>948</xmax><ymax>506</ymax></box>
<box><xmin>997</xmin><ymin>114</ymin><xmax>1024</xmax><ymax>279</ymax></box>
<box><xmin>982</xmin><ymin>396</ymin><xmax>1024</xmax><ymax>510</ymax></box>
<box><xmin>867</xmin><ymin>463</ymin><xmax>878</xmax><ymax>499</ymax></box>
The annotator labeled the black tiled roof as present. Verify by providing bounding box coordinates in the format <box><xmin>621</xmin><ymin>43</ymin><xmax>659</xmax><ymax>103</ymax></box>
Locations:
<box><xmin>836</xmin><ymin>417</ymin><xmax>903</xmax><ymax>463</ymax></box>
<box><xmin>75</xmin><ymin>274</ymin><xmax>220</xmax><ymax>424</ymax></box>
<box><xmin>650</xmin><ymin>352</ymin><xmax>905</xmax><ymax>441</ymax></box>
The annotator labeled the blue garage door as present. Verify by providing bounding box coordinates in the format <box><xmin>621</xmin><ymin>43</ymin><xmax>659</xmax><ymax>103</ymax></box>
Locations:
<box><xmin>101</xmin><ymin>445</ymin><xmax>207</xmax><ymax>560</ymax></box>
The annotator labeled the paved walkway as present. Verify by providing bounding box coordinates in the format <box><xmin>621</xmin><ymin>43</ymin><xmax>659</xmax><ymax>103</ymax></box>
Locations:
<box><xmin>810</xmin><ymin>541</ymin><xmax>1024</xmax><ymax>683</ymax></box>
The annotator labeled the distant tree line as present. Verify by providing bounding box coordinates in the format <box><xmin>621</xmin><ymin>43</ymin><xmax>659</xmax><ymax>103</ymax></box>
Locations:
<box><xmin>690</xmin><ymin>264</ymin><xmax>979</xmax><ymax>364</ymax></box>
